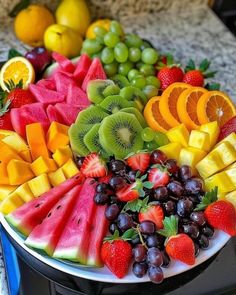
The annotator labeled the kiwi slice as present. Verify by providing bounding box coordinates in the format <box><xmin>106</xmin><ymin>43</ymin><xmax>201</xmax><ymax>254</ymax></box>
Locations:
<box><xmin>87</xmin><ymin>79</ymin><xmax>115</xmax><ymax>104</ymax></box>
<box><xmin>69</xmin><ymin>124</ymin><xmax>90</xmax><ymax>156</ymax></box>
<box><xmin>99</xmin><ymin>112</ymin><xmax>144</xmax><ymax>159</ymax></box>
<box><xmin>100</xmin><ymin>95</ymin><xmax>132</xmax><ymax>114</ymax></box>
<box><xmin>102</xmin><ymin>84</ymin><xmax>120</xmax><ymax>97</ymax></box>
<box><xmin>121</xmin><ymin>107</ymin><xmax>147</xmax><ymax>128</ymax></box>
<box><xmin>120</xmin><ymin>86</ymin><xmax>147</xmax><ymax>104</ymax></box>
<box><xmin>84</xmin><ymin>123</ymin><xmax>110</xmax><ymax>158</ymax></box>
<box><xmin>111</xmin><ymin>74</ymin><xmax>130</xmax><ymax>88</ymax></box>
<box><xmin>75</xmin><ymin>105</ymin><xmax>108</xmax><ymax>126</ymax></box>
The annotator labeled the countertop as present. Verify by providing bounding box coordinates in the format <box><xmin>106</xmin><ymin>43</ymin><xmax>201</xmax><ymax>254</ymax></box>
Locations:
<box><xmin>1</xmin><ymin>0</ymin><xmax>236</xmax><ymax>294</ymax></box>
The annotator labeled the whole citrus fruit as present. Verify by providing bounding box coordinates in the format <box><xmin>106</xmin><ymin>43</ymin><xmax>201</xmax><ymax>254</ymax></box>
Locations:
<box><xmin>14</xmin><ymin>4</ymin><xmax>55</xmax><ymax>47</ymax></box>
<box><xmin>86</xmin><ymin>19</ymin><xmax>111</xmax><ymax>39</ymax></box>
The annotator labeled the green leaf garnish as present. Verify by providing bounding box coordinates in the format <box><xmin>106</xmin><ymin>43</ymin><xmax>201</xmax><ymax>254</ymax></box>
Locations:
<box><xmin>205</xmin><ymin>82</ymin><xmax>221</xmax><ymax>91</ymax></box>
<box><xmin>158</xmin><ymin>215</ymin><xmax>178</xmax><ymax>238</ymax></box>
<box><xmin>122</xmin><ymin>228</ymin><xmax>138</xmax><ymax>241</ymax></box>
<box><xmin>8</xmin><ymin>48</ymin><xmax>23</xmax><ymax>60</ymax></box>
<box><xmin>194</xmin><ymin>187</ymin><xmax>218</xmax><ymax>211</ymax></box>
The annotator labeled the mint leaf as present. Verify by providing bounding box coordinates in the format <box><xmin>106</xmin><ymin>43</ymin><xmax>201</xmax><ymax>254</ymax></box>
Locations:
<box><xmin>194</xmin><ymin>187</ymin><xmax>218</xmax><ymax>211</ymax></box>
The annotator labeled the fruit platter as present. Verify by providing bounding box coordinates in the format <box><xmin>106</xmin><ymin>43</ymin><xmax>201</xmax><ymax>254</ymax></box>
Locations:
<box><xmin>0</xmin><ymin>3</ymin><xmax>236</xmax><ymax>285</ymax></box>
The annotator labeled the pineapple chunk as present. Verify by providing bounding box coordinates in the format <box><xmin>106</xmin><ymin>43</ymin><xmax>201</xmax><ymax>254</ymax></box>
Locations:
<box><xmin>179</xmin><ymin>147</ymin><xmax>206</xmax><ymax>175</ymax></box>
<box><xmin>28</xmin><ymin>174</ymin><xmax>51</xmax><ymax>197</ymax></box>
<box><xmin>0</xmin><ymin>191</ymin><xmax>24</xmax><ymax>215</ymax></box>
<box><xmin>31</xmin><ymin>156</ymin><xmax>57</xmax><ymax>176</ymax></box>
<box><xmin>46</xmin><ymin>122</ymin><xmax>69</xmax><ymax>153</ymax></box>
<box><xmin>166</xmin><ymin>124</ymin><xmax>189</xmax><ymax>147</ymax></box>
<box><xmin>52</xmin><ymin>145</ymin><xmax>73</xmax><ymax>166</ymax></box>
<box><xmin>0</xmin><ymin>163</ymin><xmax>10</xmax><ymax>185</ymax></box>
<box><xmin>214</xmin><ymin>142</ymin><xmax>236</xmax><ymax>166</ymax></box>
<box><xmin>48</xmin><ymin>168</ymin><xmax>67</xmax><ymax>187</ymax></box>
<box><xmin>7</xmin><ymin>159</ymin><xmax>34</xmax><ymax>185</ymax></box>
<box><xmin>14</xmin><ymin>183</ymin><xmax>34</xmax><ymax>202</ymax></box>
<box><xmin>188</xmin><ymin>130</ymin><xmax>211</xmax><ymax>152</ymax></box>
<box><xmin>158</xmin><ymin>142</ymin><xmax>183</xmax><ymax>160</ymax></box>
<box><xmin>225</xmin><ymin>190</ymin><xmax>236</xmax><ymax>209</ymax></box>
<box><xmin>199</xmin><ymin>121</ymin><xmax>220</xmax><ymax>149</ymax></box>
<box><xmin>0</xmin><ymin>185</ymin><xmax>18</xmax><ymax>201</ymax></box>
<box><xmin>61</xmin><ymin>159</ymin><xmax>79</xmax><ymax>178</ymax></box>
<box><xmin>2</xmin><ymin>133</ymin><xmax>28</xmax><ymax>153</ymax></box>
<box><xmin>205</xmin><ymin>171</ymin><xmax>235</xmax><ymax>194</ymax></box>
<box><xmin>216</xmin><ymin>132</ymin><xmax>236</xmax><ymax>150</ymax></box>
<box><xmin>225</xmin><ymin>168</ymin><xmax>236</xmax><ymax>186</ymax></box>
<box><xmin>0</xmin><ymin>141</ymin><xmax>23</xmax><ymax>163</ymax></box>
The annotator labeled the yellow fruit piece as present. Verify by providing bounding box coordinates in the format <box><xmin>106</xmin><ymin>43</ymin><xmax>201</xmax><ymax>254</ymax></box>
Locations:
<box><xmin>199</xmin><ymin>121</ymin><xmax>220</xmax><ymax>149</ymax></box>
<box><xmin>14</xmin><ymin>4</ymin><xmax>55</xmax><ymax>46</ymax></box>
<box><xmin>0</xmin><ymin>141</ymin><xmax>23</xmax><ymax>163</ymax></box>
<box><xmin>26</xmin><ymin>123</ymin><xmax>50</xmax><ymax>161</ymax></box>
<box><xmin>28</xmin><ymin>174</ymin><xmax>51</xmax><ymax>198</ymax></box>
<box><xmin>0</xmin><ymin>163</ymin><xmax>10</xmax><ymax>185</ymax></box>
<box><xmin>31</xmin><ymin>156</ymin><xmax>57</xmax><ymax>176</ymax></box>
<box><xmin>48</xmin><ymin>168</ymin><xmax>67</xmax><ymax>187</ymax></box>
<box><xmin>14</xmin><ymin>183</ymin><xmax>34</xmax><ymax>202</ymax></box>
<box><xmin>0</xmin><ymin>57</ymin><xmax>35</xmax><ymax>91</ymax></box>
<box><xmin>225</xmin><ymin>168</ymin><xmax>236</xmax><ymax>186</ymax></box>
<box><xmin>7</xmin><ymin>159</ymin><xmax>34</xmax><ymax>185</ymax></box>
<box><xmin>214</xmin><ymin>142</ymin><xmax>236</xmax><ymax>166</ymax></box>
<box><xmin>217</xmin><ymin>192</ymin><xmax>226</xmax><ymax>200</ymax></box>
<box><xmin>158</xmin><ymin>142</ymin><xmax>183</xmax><ymax>161</ymax></box>
<box><xmin>179</xmin><ymin>147</ymin><xmax>206</xmax><ymax>175</ymax></box>
<box><xmin>226</xmin><ymin>162</ymin><xmax>236</xmax><ymax>170</ymax></box>
<box><xmin>166</xmin><ymin>124</ymin><xmax>189</xmax><ymax>147</ymax></box>
<box><xmin>225</xmin><ymin>191</ymin><xmax>236</xmax><ymax>209</ymax></box>
<box><xmin>188</xmin><ymin>130</ymin><xmax>211</xmax><ymax>152</ymax></box>
<box><xmin>0</xmin><ymin>130</ymin><xmax>15</xmax><ymax>140</ymax></box>
<box><xmin>52</xmin><ymin>145</ymin><xmax>73</xmax><ymax>166</ymax></box>
<box><xmin>216</xmin><ymin>132</ymin><xmax>236</xmax><ymax>150</ymax></box>
<box><xmin>205</xmin><ymin>171</ymin><xmax>235</xmax><ymax>194</ymax></box>
<box><xmin>0</xmin><ymin>191</ymin><xmax>24</xmax><ymax>215</ymax></box>
<box><xmin>61</xmin><ymin>159</ymin><xmax>79</xmax><ymax>178</ymax></box>
<box><xmin>19</xmin><ymin>150</ymin><xmax>32</xmax><ymax>163</ymax></box>
<box><xmin>0</xmin><ymin>185</ymin><xmax>18</xmax><ymax>201</ymax></box>
<box><xmin>86</xmin><ymin>19</ymin><xmax>111</xmax><ymax>39</ymax></box>
<box><xmin>46</xmin><ymin>122</ymin><xmax>69</xmax><ymax>153</ymax></box>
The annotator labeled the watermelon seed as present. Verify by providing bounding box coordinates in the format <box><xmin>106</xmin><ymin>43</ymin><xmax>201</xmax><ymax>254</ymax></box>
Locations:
<box><xmin>90</xmin><ymin>179</ymin><xmax>96</xmax><ymax>185</ymax></box>
<box><xmin>56</xmin><ymin>205</ymin><xmax>61</xmax><ymax>210</ymax></box>
<box><xmin>78</xmin><ymin>218</ymin><xmax>81</xmax><ymax>224</ymax></box>
<box><xmin>47</xmin><ymin>212</ymin><xmax>52</xmax><ymax>218</ymax></box>
<box><xmin>35</xmin><ymin>204</ymin><xmax>40</xmax><ymax>208</ymax></box>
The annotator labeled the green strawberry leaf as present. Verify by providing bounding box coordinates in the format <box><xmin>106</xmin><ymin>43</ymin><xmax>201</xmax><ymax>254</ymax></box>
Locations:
<box><xmin>104</xmin><ymin>230</ymin><xmax>120</xmax><ymax>242</ymax></box>
<box><xmin>143</xmin><ymin>181</ymin><xmax>154</xmax><ymax>189</ymax></box>
<box><xmin>204</xmin><ymin>71</ymin><xmax>217</xmax><ymax>78</ymax></box>
<box><xmin>194</xmin><ymin>187</ymin><xmax>218</xmax><ymax>211</ymax></box>
<box><xmin>199</xmin><ymin>59</ymin><xmax>210</xmax><ymax>72</ymax></box>
<box><xmin>122</xmin><ymin>228</ymin><xmax>138</xmax><ymax>241</ymax></box>
<box><xmin>205</xmin><ymin>82</ymin><xmax>221</xmax><ymax>91</ymax></box>
<box><xmin>122</xmin><ymin>199</ymin><xmax>143</xmax><ymax>213</ymax></box>
<box><xmin>8</xmin><ymin>48</ymin><xmax>23</xmax><ymax>60</ymax></box>
<box><xmin>138</xmin><ymin>188</ymin><xmax>146</xmax><ymax>198</ymax></box>
<box><xmin>158</xmin><ymin>215</ymin><xmax>178</xmax><ymax>237</ymax></box>
<box><xmin>140</xmin><ymin>174</ymin><xmax>147</xmax><ymax>181</ymax></box>
<box><xmin>185</xmin><ymin>59</ymin><xmax>196</xmax><ymax>72</ymax></box>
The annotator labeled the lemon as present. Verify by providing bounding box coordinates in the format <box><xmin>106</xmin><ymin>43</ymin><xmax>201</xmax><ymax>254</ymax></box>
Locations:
<box><xmin>44</xmin><ymin>24</ymin><xmax>83</xmax><ymax>58</ymax></box>
<box><xmin>86</xmin><ymin>19</ymin><xmax>111</xmax><ymax>39</ymax></box>
<box><xmin>56</xmin><ymin>0</ymin><xmax>90</xmax><ymax>37</ymax></box>
<box><xmin>14</xmin><ymin>4</ymin><xmax>55</xmax><ymax>47</ymax></box>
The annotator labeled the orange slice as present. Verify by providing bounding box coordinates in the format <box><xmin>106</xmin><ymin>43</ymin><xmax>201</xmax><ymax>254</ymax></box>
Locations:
<box><xmin>144</xmin><ymin>96</ymin><xmax>171</xmax><ymax>132</ymax></box>
<box><xmin>177</xmin><ymin>87</ymin><xmax>208</xmax><ymax>130</ymax></box>
<box><xmin>197</xmin><ymin>91</ymin><xmax>236</xmax><ymax>127</ymax></box>
<box><xmin>159</xmin><ymin>82</ymin><xmax>192</xmax><ymax>127</ymax></box>
<box><xmin>0</xmin><ymin>57</ymin><xmax>35</xmax><ymax>91</ymax></box>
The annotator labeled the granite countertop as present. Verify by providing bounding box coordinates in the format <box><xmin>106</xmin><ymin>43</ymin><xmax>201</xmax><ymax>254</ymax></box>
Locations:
<box><xmin>1</xmin><ymin>0</ymin><xmax>236</xmax><ymax>294</ymax></box>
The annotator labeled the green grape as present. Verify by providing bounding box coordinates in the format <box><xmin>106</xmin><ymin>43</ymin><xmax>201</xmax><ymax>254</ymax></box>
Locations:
<box><xmin>101</xmin><ymin>47</ymin><xmax>114</xmax><ymax>64</ymax></box>
<box><xmin>128</xmin><ymin>69</ymin><xmax>140</xmax><ymax>81</ymax></box>
<box><xmin>114</xmin><ymin>42</ymin><xmax>129</xmax><ymax>63</ymax></box>
<box><xmin>91</xmin><ymin>52</ymin><xmax>102</xmax><ymax>59</ymax></box>
<box><xmin>104</xmin><ymin>62</ymin><xmax>118</xmax><ymax>77</ymax></box>
<box><xmin>82</xmin><ymin>39</ymin><xmax>103</xmax><ymax>54</ymax></box>
<box><xmin>136</xmin><ymin>62</ymin><xmax>145</xmax><ymax>70</ymax></box>
<box><xmin>140</xmin><ymin>40</ymin><xmax>153</xmax><ymax>50</ymax></box>
<box><xmin>118</xmin><ymin>61</ymin><xmax>134</xmax><ymax>76</ymax></box>
<box><xmin>140</xmin><ymin>64</ymin><xmax>156</xmax><ymax>76</ymax></box>
<box><xmin>125</xmin><ymin>34</ymin><xmax>142</xmax><ymax>48</ymax></box>
<box><xmin>93</xmin><ymin>26</ymin><xmax>107</xmax><ymax>38</ymax></box>
<box><xmin>104</xmin><ymin>32</ymin><xmax>120</xmax><ymax>48</ymax></box>
<box><xmin>142</xmin><ymin>85</ymin><xmax>158</xmax><ymax>99</ymax></box>
<box><xmin>141</xmin><ymin>127</ymin><xmax>155</xmax><ymax>142</ymax></box>
<box><xmin>110</xmin><ymin>20</ymin><xmax>124</xmax><ymax>38</ymax></box>
<box><xmin>144</xmin><ymin>140</ymin><xmax>159</xmax><ymax>151</ymax></box>
<box><xmin>128</xmin><ymin>47</ymin><xmax>141</xmax><ymax>63</ymax></box>
<box><xmin>154</xmin><ymin>132</ymin><xmax>169</xmax><ymax>146</ymax></box>
<box><xmin>131</xmin><ymin>76</ymin><xmax>146</xmax><ymax>89</ymax></box>
<box><xmin>141</xmin><ymin>48</ymin><xmax>159</xmax><ymax>65</ymax></box>
<box><xmin>119</xmin><ymin>86</ymin><xmax>136</xmax><ymax>100</ymax></box>
<box><xmin>146</xmin><ymin>76</ymin><xmax>161</xmax><ymax>88</ymax></box>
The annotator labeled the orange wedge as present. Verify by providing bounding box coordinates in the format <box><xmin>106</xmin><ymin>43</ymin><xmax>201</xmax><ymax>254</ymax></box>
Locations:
<box><xmin>159</xmin><ymin>82</ymin><xmax>192</xmax><ymax>127</ymax></box>
<box><xmin>197</xmin><ymin>91</ymin><xmax>236</xmax><ymax>127</ymax></box>
<box><xmin>177</xmin><ymin>87</ymin><xmax>208</xmax><ymax>130</ymax></box>
<box><xmin>0</xmin><ymin>57</ymin><xmax>35</xmax><ymax>91</ymax></box>
<box><xmin>144</xmin><ymin>96</ymin><xmax>171</xmax><ymax>132</ymax></box>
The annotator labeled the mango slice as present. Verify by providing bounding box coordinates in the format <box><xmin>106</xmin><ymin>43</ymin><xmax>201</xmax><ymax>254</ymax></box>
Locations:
<box><xmin>31</xmin><ymin>156</ymin><xmax>57</xmax><ymax>176</ymax></box>
<box><xmin>166</xmin><ymin>124</ymin><xmax>189</xmax><ymax>147</ymax></box>
<box><xmin>52</xmin><ymin>145</ymin><xmax>73</xmax><ymax>167</ymax></box>
<box><xmin>46</xmin><ymin>122</ymin><xmax>69</xmax><ymax>153</ymax></box>
<box><xmin>48</xmin><ymin>168</ymin><xmax>67</xmax><ymax>187</ymax></box>
<box><xmin>158</xmin><ymin>142</ymin><xmax>183</xmax><ymax>160</ymax></box>
<box><xmin>61</xmin><ymin>158</ymin><xmax>79</xmax><ymax>178</ymax></box>
<box><xmin>188</xmin><ymin>130</ymin><xmax>211</xmax><ymax>152</ymax></box>
<box><xmin>7</xmin><ymin>159</ymin><xmax>34</xmax><ymax>185</ymax></box>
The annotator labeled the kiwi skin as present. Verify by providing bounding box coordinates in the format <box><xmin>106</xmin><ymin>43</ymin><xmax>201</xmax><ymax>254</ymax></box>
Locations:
<box><xmin>111</xmin><ymin>74</ymin><xmax>130</xmax><ymax>88</ymax></box>
<box><xmin>87</xmin><ymin>79</ymin><xmax>115</xmax><ymax>104</ymax></box>
<box><xmin>69</xmin><ymin>123</ymin><xmax>90</xmax><ymax>156</ymax></box>
<box><xmin>99</xmin><ymin>95</ymin><xmax>132</xmax><ymax>114</ymax></box>
<box><xmin>75</xmin><ymin>105</ymin><xmax>108</xmax><ymax>126</ymax></box>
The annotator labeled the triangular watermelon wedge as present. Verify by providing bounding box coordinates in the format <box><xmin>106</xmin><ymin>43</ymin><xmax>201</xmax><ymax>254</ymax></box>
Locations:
<box><xmin>55</xmin><ymin>103</ymin><xmax>84</xmax><ymax>125</ymax></box>
<box><xmin>81</xmin><ymin>58</ymin><xmax>106</xmax><ymax>92</ymax></box>
<box><xmin>52</xmin><ymin>52</ymin><xmax>75</xmax><ymax>73</ymax></box>
<box><xmin>66</xmin><ymin>84</ymin><xmax>90</xmax><ymax>107</ymax></box>
<box><xmin>36</xmin><ymin>79</ymin><xmax>56</xmax><ymax>91</ymax></box>
<box><xmin>53</xmin><ymin>71</ymin><xmax>76</xmax><ymax>96</ymax></box>
<box><xmin>25</xmin><ymin>185</ymin><xmax>82</xmax><ymax>256</ymax></box>
<box><xmin>46</xmin><ymin>105</ymin><xmax>66</xmax><ymax>125</ymax></box>
<box><xmin>29</xmin><ymin>84</ymin><xmax>65</xmax><ymax>104</ymax></box>
<box><xmin>73</xmin><ymin>54</ymin><xmax>92</xmax><ymax>86</ymax></box>
<box><xmin>6</xmin><ymin>174</ymin><xmax>84</xmax><ymax>236</ymax></box>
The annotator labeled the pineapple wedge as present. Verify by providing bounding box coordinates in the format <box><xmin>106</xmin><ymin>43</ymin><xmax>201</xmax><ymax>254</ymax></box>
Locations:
<box><xmin>27</xmin><ymin>174</ymin><xmax>51</xmax><ymax>197</ymax></box>
<box><xmin>48</xmin><ymin>168</ymin><xmax>67</xmax><ymax>187</ymax></box>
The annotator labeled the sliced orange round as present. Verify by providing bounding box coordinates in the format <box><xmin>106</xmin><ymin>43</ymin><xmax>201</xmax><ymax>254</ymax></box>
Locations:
<box><xmin>159</xmin><ymin>82</ymin><xmax>192</xmax><ymax>127</ymax></box>
<box><xmin>0</xmin><ymin>57</ymin><xmax>35</xmax><ymax>91</ymax></box>
<box><xmin>144</xmin><ymin>96</ymin><xmax>171</xmax><ymax>132</ymax></box>
<box><xmin>177</xmin><ymin>87</ymin><xmax>208</xmax><ymax>130</ymax></box>
<box><xmin>197</xmin><ymin>91</ymin><xmax>236</xmax><ymax>127</ymax></box>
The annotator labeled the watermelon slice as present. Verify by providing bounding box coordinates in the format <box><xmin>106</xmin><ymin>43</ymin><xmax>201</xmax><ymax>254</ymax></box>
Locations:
<box><xmin>46</xmin><ymin>105</ymin><xmax>66</xmax><ymax>125</ymax></box>
<box><xmin>81</xmin><ymin>58</ymin><xmax>106</xmax><ymax>92</ymax></box>
<box><xmin>66</xmin><ymin>84</ymin><xmax>90</xmax><ymax>107</ymax></box>
<box><xmin>5</xmin><ymin>174</ymin><xmax>83</xmax><ymax>236</ymax></box>
<box><xmin>29</xmin><ymin>84</ymin><xmax>65</xmax><ymax>104</ymax></box>
<box><xmin>53</xmin><ymin>178</ymin><xmax>96</xmax><ymax>263</ymax></box>
<box><xmin>73</xmin><ymin>54</ymin><xmax>92</xmax><ymax>86</ymax></box>
<box><xmin>36</xmin><ymin>79</ymin><xmax>56</xmax><ymax>91</ymax></box>
<box><xmin>55</xmin><ymin>103</ymin><xmax>84</xmax><ymax>125</ymax></box>
<box><xmin>53</xmin><ymin>72</ymin><xmax>76</xmax><ymax>96</ymax></box>
<box><xmin>52</xmin><ymin>52</ymin><xmax>75</xmax><ymax>73</ymax></box>
<box><xmin>25</xmin><ymin>185</ymin><xmax>82</xmax><ymax>255</ymax></box>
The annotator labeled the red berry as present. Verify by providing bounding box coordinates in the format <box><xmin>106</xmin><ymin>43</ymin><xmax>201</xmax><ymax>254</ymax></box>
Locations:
<box><xmin>183</xmin><ymin>70</ymin><xmax>204</xmax><ymax>87</ymax></box>
<box><xmin>0</xmin><ymin>112</ymin><xmax>13</xmax><ymax>130</ymax></box>
<box><xmin>157</xmin><ymin>66</ymin><xmax>184</xmax><ymax>90</ymax></box>
<box><xmin>139</xmin><ymin>205</ymin><xmax>164</xmax><ymax>229</ymax></box>
<box><xmin>148</xmin><ymin>167</ymin><xmax>169</xmax><ymax>188</ymax></box>
<box><xmin>126</xmin><ymin>152</ymin><xmax>150</xmax><ymax>172</ymax></box>
<box><xmin>218</xmin><ymin>116</ymin><xmax>236</xmax><ymax>141</ymax></box>
<box><xmin>80</xmin><ymin>153</ymin><xmax>107</xmax><ymax>178</ymax></box>
<box><xmin>7</xmin><ymin>88</ymin><xmax>35</xmax><ymax>108</ymax></box>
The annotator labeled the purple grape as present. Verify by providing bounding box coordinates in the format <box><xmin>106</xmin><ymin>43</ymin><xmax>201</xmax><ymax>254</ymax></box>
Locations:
<box><xmin>96</xmin><ymin>183</ymin><xmax>109</xmax><ymax>193</ymax></box>
<box><xmin>180</xmin><ymin>165</ymin><xmax>192</xmax><ymax>181</ymax></box>
<box><xmin>109</xmin><ymin>223</ymin><xmax>119</xmax><ymax>234</ymax></box>
<box><xmin>164</xmin><ymin>200</ymin><xmax>176</xmax><ymax>216</ymax></box>
<box><xmin>147</xmin><ymin>247</ymin><xmax>163</xmax><ymax>266</ymax></box>
<box><xmin>154</xmin><ymin>186</ymin><xmax>168</xmax><ymax>201</ymax></box>
<box><xmin>25</xmin><ymin>47</ymin><xmax>51</xmax><ymax>74</ymax></box>
<box><xmin>148</xmin><ymin>265</ymin><xmax>164</xmax><ymax>284</ymax></box>
<box><xmin>117</xmin><ymin>213</ymin><xmax>133</xmax><ymax>232</ymax></box>
<box><xmin>127</xmin><ymin>170</ymin><xmax>137</xmax><ymax>182</ymax></box>
<box><xmin>109</xmin><ymin>176</ymin><xmax>126</xmax><ymax>190</ymax></box>
<box><xmin>185</xmin><ymin>178</ymin><xmax>204</xmax><ymax>194</ymax></box>
<box><xmin>133</xmin><ymin>244</ymin><xmax>147</xmax><ymax>262</ymax></box>
<box><xmin>94</xmin><ymin>193</ymin><xmax>109</xmax><ymax>205</ymax></box>
<box><xmin>162</xmin><ymin>251</ymin><xmax>170</xmax><ymax>268</ymax></box>
<box><xmin>105</xmin><ymin>204</ymin><xmax>120</xmax><ymax>221</ymax></box>
<box><xmin>140</xmin><ymin>221</ymin><xmax>156</xmax><ymax>234</ymax></box>
<box><xmin>110</xmin><ymin>160</ymin><xmax>126</xmax><ymax>174</ymax></box>
<box><xmin>202</xmin><ymin>225</ymin><xmax>214</xmax><ymax>238</ymax></box>
<box><xmin>177</xmin><ymin>198</ymin><xmax>193</xmax><ymax>217</ymax></box>
<box><xmin>198</xmin><ymin>234</ymin><xmax>209</xmax><ymax>249</ymax></box>
<box><xmin>167</xmin><ymin>181</ymin><xmax>184</xmax><ymax>197</ymax></box>
<box><xmin>146</xmin><ymin>234</ymin><xmax>165</xmax><ymax>248</ymax></box>
<box><xmin>150</xmin><ymin>150</ymin><xmax>167</xmax><ymax>164</ymax></box>
<box><xmin>194</xmin><ymin>243</ymin><xmax>200</xmax><ymax>257</ymax></box>
<box><xmin>76</xmin><ymin>156</ymin><xmax>85</xmax><ymax>168</ymax></box>
<box><xmin>132</xmin><ymin>262</ymin><xmax>148</xmax><ymax>278</ymax></box>
<box><xmin>183</xmin><ymin>223</ymin><xmax>199</xmax><ymax>239</ymax></box>
<box><xmin>190</xmin><ymin>211</ymin><xmax>206</xmax><ymax>226</ymax></box>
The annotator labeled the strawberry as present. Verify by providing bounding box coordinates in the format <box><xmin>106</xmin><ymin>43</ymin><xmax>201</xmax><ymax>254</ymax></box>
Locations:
<box><xmin>101</xmin><ymin>231</ymin><xmax>133</xmax><ymax>279</ymax></box>
<box><xmin>157</xmin><ymin>66</ymin><xmax>184</xmax><ymax>91</ymax></box>
<box><xmin>7</xmin><ymin>88</ymin><xmax>35</xmax><ymax>108</ymax></box>
<box><xmin>80</xmin><ymin>153</ymin><xmax>107</xmax><ymax>178</ymax></box>
<box><xmin>159</xmin><ymin>216</ymin><xmax>195</xmax><ymax>265</ymax></box>
<box><xmin>99</xmin><ymin>173</ymin><xmax>112</xmax><ymax>184</ymax></box>
<box><xmin>0</xmin><ymin>112</ymin><xmax>13</xmax><ymax>130</ymax></box>
<box><xmin>126</xmin><ymin>152</ymin><xmax>151</xmax><ymax>172</ymax></box>
<box><xmin>116</xmin><ymin>182</ymin><xmax>139</xmax><ymax>202</ymax></box>
<box><xmin>139</xmin><ymin>204</ymin><xmax>164</xmax><ymax>229</ymax></box>
<box><xmin>218</xmin><ymin>116</ymin><xmax>236</xmax><ymax>141</ymax></box>
<box><xmin>204</xmin><ymin>200</ymin><xmax>236</xmax><ymax>236</ymax></box>
<box><xmin>148</xmin><ymin>165</ymin><xmax>169</xmax><ymax>188</ymax></box>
